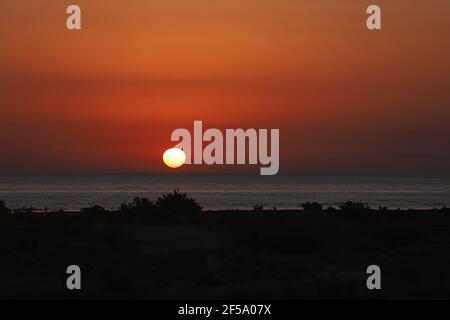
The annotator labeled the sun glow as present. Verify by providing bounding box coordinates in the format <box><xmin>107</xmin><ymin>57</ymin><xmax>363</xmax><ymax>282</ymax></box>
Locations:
<box><xmin>163</xmin><ymin>148</ymin><xmax>186</xmax><ymax>169</ymax></box>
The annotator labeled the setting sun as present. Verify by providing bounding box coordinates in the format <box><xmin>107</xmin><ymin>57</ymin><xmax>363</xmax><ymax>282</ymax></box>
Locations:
<box><xmin>163</xmin><ymin>148</ymin><xmax>186</xmax><ymax>169</ymax></box>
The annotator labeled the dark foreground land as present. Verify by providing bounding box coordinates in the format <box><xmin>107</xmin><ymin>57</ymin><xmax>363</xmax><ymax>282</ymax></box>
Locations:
<box><xmin>1</xmin><ymin>195</ymin><xmax>450</xmax><ymax>299</ymax></box>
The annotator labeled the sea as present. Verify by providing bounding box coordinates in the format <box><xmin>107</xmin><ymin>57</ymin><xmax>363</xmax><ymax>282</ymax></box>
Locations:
<box><xmin>0</xmin><ymin>174</ymin><xmax>449</xmax><ymax>211</ymax></box>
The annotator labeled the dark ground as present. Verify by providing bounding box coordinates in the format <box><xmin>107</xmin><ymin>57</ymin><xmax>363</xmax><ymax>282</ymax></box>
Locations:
<box><xmin>1</xmin><ymin>207</ymin><xmax>450</xmax><ymax>299</ymax></box>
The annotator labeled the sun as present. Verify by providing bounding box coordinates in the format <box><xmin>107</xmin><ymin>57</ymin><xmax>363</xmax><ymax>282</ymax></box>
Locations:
<box><xmin>163</xmin><ymin>148</ymin><xmax>186</xmax><ymax>169</ymax></box>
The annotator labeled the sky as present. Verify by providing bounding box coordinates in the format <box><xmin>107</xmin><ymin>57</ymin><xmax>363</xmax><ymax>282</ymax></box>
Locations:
<box><xmin>0</xmin><ymin>0</ymin><xmax>449</xmax><ymax>175</ymax></box>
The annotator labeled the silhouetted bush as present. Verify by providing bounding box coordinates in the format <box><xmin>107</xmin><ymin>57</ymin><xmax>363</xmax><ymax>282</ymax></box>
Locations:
<box><xmin>253</xmin><ymin>204</ymin><xmax>264</xmax><ymax>212</ymax></box>
<box><xmin>81</xmin><ymin>205</ymin><xmax>108</xmax><ymax>214</ymax></box>
<box><xmin>339</xmin><ymin>201</ymin><xmax>370</xmax><ymax>212</ymax></box>
<box><xmin>120</xmin><ymin>197</ymin><xmax>158</xmax><ymax>214</ymax></box>
<box><xmin>0</xmin><ymin>200</ymin><xmax>11</xmax><ymax>214</ymax></box>
<box><xmin>0</xmin><ymin>201</ymin><xmax>11</xmax><ymax>214</ymax></box>
<box><xmin>13</xmin><ymin>206</ymin><xmax>35</xmax><ymax>215</ymax></box>
<box><xmin>441</xmin><ymin>206</ymin><xmax>450</xmax><ymax>214</ymax></box>
<box><xmin>301</xmin><ymin>202</ymin><xmax>323</xmax><ymax>211</ymax></box>
<box><xmin>156</xmin><ymin>189</ymin><xmax>202</xmax><ymax>216</ymax></box>
<box><xmin>339</xmin><ymin>201</ymin><xmax>370</xmax><ymax>219</ymax></box>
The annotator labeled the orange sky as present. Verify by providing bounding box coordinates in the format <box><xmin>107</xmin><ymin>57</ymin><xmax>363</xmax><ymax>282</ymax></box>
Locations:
<box><xmin>1</xmin><ymin>0</ymin><xmax>449</xmax><ymax>174</ymax></box>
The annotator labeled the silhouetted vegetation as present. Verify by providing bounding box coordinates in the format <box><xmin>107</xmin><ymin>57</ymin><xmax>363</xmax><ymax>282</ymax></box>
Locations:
<box><xmin>301</xmin><ymin>201</ymin><xmax>324</xmax><ymax>211</ymax></box>
<box><xmin>252</xmin><ymin>204</ymin><xmax>264</xmax><ymax>212</ymax></box>
<box><xmin>81</xmin><ymin>205</ymin><xmax>107</xmax><ymax>214</ymax></box>
<box><xmin>339</xmin><ymin>201</ymin><xmax>370</xmax><ymax>212</ymax></box>
<box><xmin>120</xmin><ymin>197</ymin><xmax>157</xmax><ymax>214</ymax></box>
<box><xmin>119</xmin><ymin>190</ymin><xmax>203</xmax><ymax>218</ymax></box>
<box><xmin>13</xmin><ymin>206</ymin><xmax>35</xmax><ymax>215</ymax></box>
<box><xmin>0</xmin><ymin>194</ymin><xmax>450</xmax><ymax>299</ymax></box>
<box><xmin>0</xmin><ymin>200</ymin><xmax>10</xmax><ymax>214</ymax></box>
<box><xmin>156</xmin><ymin>189</ymin><xmax>202</xmax><ymax>216</ymax></box>
<box><xmin>339</xmin><ymin>201</ymin><xmax>371</xmax><ymax>220</ymax></box>
<box><xmin>441</xmin><ymin>206</ymin><xmax>450</xmax><ymax>214</ymax></box>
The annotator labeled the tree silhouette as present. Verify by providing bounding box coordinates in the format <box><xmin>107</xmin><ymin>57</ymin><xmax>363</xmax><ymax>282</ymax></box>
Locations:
<box><xmin>120</xmin><ymin>197</ymin><xmax>157</xmax><ymax>214</ymax></box>
<box><xmin>156</xmin><ymin>189</ymin><xmax>202</xmax><ymax>215</ymax></box>
<box><xmin>301</xmin><ymin>202</ymin><xmax>323</xmax><ymax>211</ymax></box>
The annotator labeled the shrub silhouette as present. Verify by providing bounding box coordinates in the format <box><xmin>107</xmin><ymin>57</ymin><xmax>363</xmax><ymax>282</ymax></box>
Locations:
<box><xmin>120</xmin><ymin>197</ymin><xmax>157</xmax><ymax>214</ymax></box>
<box><xmin>253</xmin><ymin>204</ymin><xmax>264</xmax><ymax>212</ymax></box>
<box><xmin>156</xmin><ymin>189</ymin><xmax>202</xmax><ymax>215</ymax></box>
<box><xmin>13</xmin><ymin>206</ymin><xmax>35</xmax><ymax>214</ymax></box>
<box><xmin>339</xmin><ymin>201</ymin><xmax>370</xmax><ymax>212</ymax></box>
<box><xmin>441</xmin><ymin>206</ymin><xmax>450</xmax><ymax>214</ymax></box>
<box><xmin>301</xmin><ymin>202</ymin><xmax>323</xmax><ymax>211</ymax></box>
<box><xmin>0</xmin><ymin>201</ymin><xmax>11</xmax><ymax>214</ymax></box>
<box><xmin>81</xmin><ymin>205</ymin><xmax>107</xmax><ymax>214</ymax></box>
<box><xmin>339</xmin><ymin>201</ymin><xmax>370</xmax><ymax>219</ymax></box>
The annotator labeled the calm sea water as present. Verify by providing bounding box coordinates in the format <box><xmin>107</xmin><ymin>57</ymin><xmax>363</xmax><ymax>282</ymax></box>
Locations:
<box><xmin>0</xmin><ymin>174</ymin><xmax>449</xmax><ymax>210</ymax></box>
